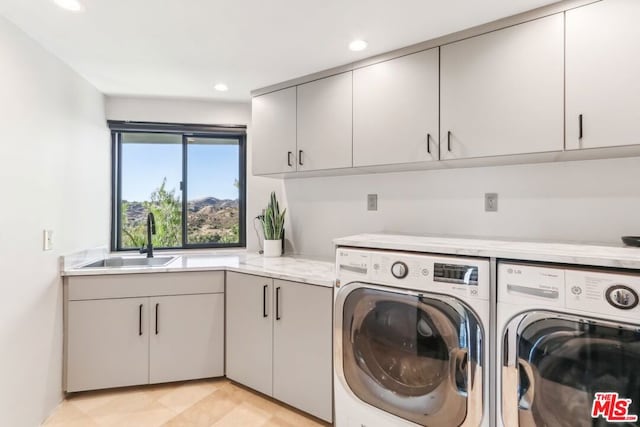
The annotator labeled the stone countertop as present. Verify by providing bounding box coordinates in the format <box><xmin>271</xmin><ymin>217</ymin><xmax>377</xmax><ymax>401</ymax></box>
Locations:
<box><xmin>62</xmin><ymin>252</ymin><xmax>336</xmax><ymax>288</ymax></box>
<box><xmin>333</xmin><ymin>233</ymin><xmax>640</xmax><ymax>270</ymax></box>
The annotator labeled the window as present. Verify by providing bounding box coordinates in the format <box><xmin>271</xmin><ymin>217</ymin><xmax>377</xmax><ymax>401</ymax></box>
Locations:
<box><xmin>109</xmin><ymin>121</ymin><xmax>246</xmax><ymax>251</ymax></box>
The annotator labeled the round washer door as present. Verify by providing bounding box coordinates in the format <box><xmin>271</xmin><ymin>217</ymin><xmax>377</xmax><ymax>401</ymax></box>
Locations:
<box><xmin>502</xmin><ymin>312</ymin><xmax>640</xmax><ymax>427</ymax></box>
<box><xmin>339</xmin><ymin>284</ymin><xmax>484</xmax><ymax>426</ymax></box>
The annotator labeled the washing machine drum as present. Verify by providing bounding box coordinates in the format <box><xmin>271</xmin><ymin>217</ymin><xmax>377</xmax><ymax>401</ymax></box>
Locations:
<box><xmin>342</xmin><ymin>287</ymin><xmax>482</xmax><ymax>426</ymax></box>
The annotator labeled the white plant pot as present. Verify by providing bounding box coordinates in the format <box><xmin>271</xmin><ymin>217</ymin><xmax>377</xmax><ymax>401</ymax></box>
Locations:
<box><xmin>263</xmin><ymin>239</ymin><xmax>282</xmax><ymax>257</ymax></box>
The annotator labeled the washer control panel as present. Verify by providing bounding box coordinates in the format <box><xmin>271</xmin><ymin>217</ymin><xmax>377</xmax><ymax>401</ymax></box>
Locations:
<box><xmin>566</xmin><ymin>269</ymin><xmax>640</xmax><ymax>319</ymax></box>
<box><xmin>606</xmin><ymin>285</ymin><xmax>639</xmax><ymax>310</ymax></box>
<box><xmin>434</xmin><ymin>263</ymin><xmax>479</xmax><ymax>286</ymax></box>
<box><xmin>336</xmin><ymin>248</ymin><xmax>490</xmax><ymax>300</ymax></box>
<box><xmin>499</xmin><ymin>262</ymin><xmax>640</xmax><ymax>320</ymax></box>
<box><xmin>390</xmin><ymin>261</ymin><xmax>408</xmax><ymax>279</ymax></box>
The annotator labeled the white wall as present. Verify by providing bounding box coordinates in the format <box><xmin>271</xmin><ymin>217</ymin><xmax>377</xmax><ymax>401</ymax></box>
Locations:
<box><xmin>0</xmin><ymin>16</ymin><xmax>110</xmax><ymax>427</ymax></box>
<box><xmin>283</xmin><ymin>157</ymin><xmax>640</xmax><ymax>259</ymax></box>
<box><xmin>105</xmin><ymin>99</ymin><xmax>640</xmax><ymax>262</ymax></box>
<box><xmin>105</xmin><ymin>96</ymin><xmax>251</xmax><ymax>126</ymax></box>
<box><xmin>111</xmin><ymin>96</ymin><xmax>640</xmax><ymax>261</ymax></box>
<box><xmin>105</xmin><ymin>96</ymin><xmax>282</xmax><ymax>252</ymax></box>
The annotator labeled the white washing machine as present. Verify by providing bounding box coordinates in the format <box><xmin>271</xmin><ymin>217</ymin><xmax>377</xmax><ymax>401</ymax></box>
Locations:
<box><xmin>497</xmin><ymin>262</ymin><xmax>640</xmax><ymax>427</ymax></box>
<box><xmin>334</xmin><ymin>248</ymin><xmax>491</xmax><ymax>427</ymax></box>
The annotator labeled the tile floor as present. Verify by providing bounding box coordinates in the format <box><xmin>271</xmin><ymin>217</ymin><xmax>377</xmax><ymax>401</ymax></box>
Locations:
<box><xmin>42</xmin><ymin>378</ymin><xmax>331</xmax><ymax>427</ymax></box>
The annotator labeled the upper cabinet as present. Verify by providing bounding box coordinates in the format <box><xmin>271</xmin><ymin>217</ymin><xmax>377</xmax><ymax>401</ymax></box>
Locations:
<box><xmin>252</xmin><ymin>2</ymin><xmax>640</xmax><ymax>177</ymax></box>
<box><xmin>297</xmin><ymin>72</ymin><xmax>353</xmax><ymax>172</ymax></box>
<box><xmin>252</xmin><ymin>73</ymin><xmax>352</xmax><ymax>175</ymax></box>
<box><xmin>252</xmin><ymin>87</ymin><xmax>297</xmax><ymax>175</ymax></box>
<box><xmin>353</xmin><ymin>49</ymin><xmax>439</xmax><ymax>167</ymax></box>
<box><xmin>566</xmin><ymin>0</ymin><xmax>640</xmax><ymax>149</ymax></box>
<box><xmin>440</xmin><ymin>14</ymin><xmax>564</xmax><ymax>159</ymax></box>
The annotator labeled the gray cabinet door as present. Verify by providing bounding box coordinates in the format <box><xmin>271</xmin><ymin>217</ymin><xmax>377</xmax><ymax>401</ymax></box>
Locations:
<box><xmin>441</xmin><ymin>14</ymin><xmax>564</xmax><ymax>159</ymax></box>
<box><xmin>273</xmin><ymin>280</ymin><xmax>333</xmax><ymax>422</ymax></box>
<box><xmin>149</xmin><ymin>294</ymin><xmax>224</xmax><ymax>384</ymax></box>
<box><xmin>354</xmin><ymin>48</ymin><xmax>439</xmax><ymax>167</ymax></box>
<box><xmin>252</xmin><ymin>87</ymin><xmax>297</xmax><ymax>175</ymax></box>
<box><xmin>566</xmin><ymin>0</ymin><xmax>640</xmax><ymax>149</ymax></box>
<box><xmin>297</xmin><ymin>72</ymin><xmax>353</xmax><ymax>171</ymax></box>
<box><xmin>67</xmin><ymin>298</ymin><xmax>149</xmax><ymax>392</ymax></box>
<box><xmin>225</xmin><ymin>272</ymin><xmax>273</xmax><ymax>396</ymax></box>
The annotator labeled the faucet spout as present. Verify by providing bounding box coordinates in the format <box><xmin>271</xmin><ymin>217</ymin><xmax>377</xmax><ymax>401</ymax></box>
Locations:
<box><xmin>140</xmin><ymin>212</ymin><xmax>156</xmax><ymax>258</ymax></box>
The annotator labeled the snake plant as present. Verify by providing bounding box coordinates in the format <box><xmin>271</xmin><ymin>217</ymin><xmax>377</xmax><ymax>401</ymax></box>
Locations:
<box><xmin>261</xmin><ymin>192</ymin><xmax>286</xmax><ymax>240</ymax></box>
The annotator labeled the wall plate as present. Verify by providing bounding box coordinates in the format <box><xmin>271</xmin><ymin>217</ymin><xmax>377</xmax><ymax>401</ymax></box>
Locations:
<box><xmin>43</xmin><ymin>229</ymin><xmax>53</xmax><ymax>251</ymax></box>
<box><xmin>367</xmin><ymin>194</ymin><xmax>378</xmax><ymax>211</ymax></box>
<box><xmin>485</xmin><ymin>193</ymin><xmax>498</xmax><ymax>212</ymax></box>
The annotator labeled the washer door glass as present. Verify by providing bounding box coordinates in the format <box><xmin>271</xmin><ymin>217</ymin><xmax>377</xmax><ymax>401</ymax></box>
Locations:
<box><xmin>515</xmin><ymin>317</ymin><xmax>640</xmax><ymax>427</ymax></box>
<box><xmin>342</xmin><ymin>287</ymin><xmax>482</xmax><ymax>426</ymax></box>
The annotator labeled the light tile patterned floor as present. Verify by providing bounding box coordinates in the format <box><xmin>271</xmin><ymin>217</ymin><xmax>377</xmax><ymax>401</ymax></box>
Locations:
<box><xmin>42</xmin><ymin>378</ymin><xmax>331</xmax><ymax>427</ymax></box>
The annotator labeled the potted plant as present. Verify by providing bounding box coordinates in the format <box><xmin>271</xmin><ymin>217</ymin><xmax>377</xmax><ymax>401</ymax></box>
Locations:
<box><xmin>260</xmin><ymin>192</ymin><xmax>286</xmax><ymax>257</ymax></box>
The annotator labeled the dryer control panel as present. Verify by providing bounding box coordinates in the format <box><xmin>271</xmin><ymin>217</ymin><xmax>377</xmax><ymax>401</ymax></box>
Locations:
<box><xmin>336</xmin><ymin>248</ymin><xmax>490</xmax><ymax>300</ymax></box>
<box><xmin>499</xmin><ymin>262</ymin><xmax>640</xmax><ymax>321</ymax></box>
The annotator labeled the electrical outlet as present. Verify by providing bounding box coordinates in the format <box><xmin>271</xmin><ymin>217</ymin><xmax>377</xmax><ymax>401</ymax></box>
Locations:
<box><xmin>43</xmin><ymin>229</ymin><xmax>53</xmax><ymax>251</ymax></box>
<box><xmin>485</xmin><ymin>193</ymin><xmax>498</xmax><ymax>212</ymax></box>
<box><xmin>367</xmin><ymin>194</ymin><xmax>378</xmax><ymax>211</ymax></box>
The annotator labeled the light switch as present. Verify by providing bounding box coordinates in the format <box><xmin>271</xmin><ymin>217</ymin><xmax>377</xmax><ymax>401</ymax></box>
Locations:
<box><xmin>43</xmin><ymin>229</ymin><xmax>53</xmax><ymax>251</ymax></box>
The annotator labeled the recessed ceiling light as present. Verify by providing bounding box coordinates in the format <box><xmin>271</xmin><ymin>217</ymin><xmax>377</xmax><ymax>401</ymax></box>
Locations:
<box><xmin>214</xmin><ymin>83</ymin><xmax>229</xmax><ymax>92</ymax></box>
<box><xmin>52</xmin><ymin>0</ymin><xmax>84</xmax><ymax>12</ymax></box>
<box><xmin>349</xmin><ymin>40</ymin><xmax>368</xmax><ymax>52</ymax></box>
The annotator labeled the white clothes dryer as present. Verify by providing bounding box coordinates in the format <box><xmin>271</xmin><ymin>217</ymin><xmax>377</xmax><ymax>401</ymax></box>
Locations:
<box><xmin>497</xmin><ymin>262</ymin><xmax>640</xmax><ymax>427</ymax></box>
<box><xmin>334</xmin><ymin>248</ymin><xmax>490</xmax><ymax>427</ymax></box>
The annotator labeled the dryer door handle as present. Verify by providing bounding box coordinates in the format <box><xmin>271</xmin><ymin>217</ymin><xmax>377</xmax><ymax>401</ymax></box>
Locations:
<box><xmin>518</xmin><ymin>358</ymin><xmax>536</xmax><ymax>411</ymax></box>
<box><xmin>449</xmin><ymin>347</ymin><xmax>469</xmax><ymax>396</ymax></box>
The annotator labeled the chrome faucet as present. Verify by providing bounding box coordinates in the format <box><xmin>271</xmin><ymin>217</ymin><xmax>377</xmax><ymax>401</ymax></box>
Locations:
<box><xmin>139</xmin><ymin>212</ymin><xmax>156</xmax><ymax>258</ymax></box>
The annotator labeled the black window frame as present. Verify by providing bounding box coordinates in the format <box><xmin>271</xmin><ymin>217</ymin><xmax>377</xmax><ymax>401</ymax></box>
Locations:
<box><xmin>109</xmin><ymin>120</ymin><xmax>247</xmax><ymax>252</ymax></box>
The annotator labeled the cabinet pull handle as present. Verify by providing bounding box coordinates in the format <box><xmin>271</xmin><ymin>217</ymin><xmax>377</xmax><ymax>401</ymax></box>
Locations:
<box><xmin>138</xmin><ymin>304</ymin><xmax>143</xmax><ymax>336</ymax></box>
<box><xmin>287</xmin><ymin>151</ymin><xmax>293</xmax><ymax>167</ymax></box>
<box><xmin>298</xmin><ymin>150</ymin><xmax>304</xmax><ymax>166</ymax></box>
<box><xmin>263</xmin><ymin>285</ymin><xmax>268</xmax><ymax>318</ymax></box>
<box><xmin>155</xmin><ymin>303</ymin><xmax>159</xmax><ymax>335</ymax></box>
<box><xmin>276</xmin><ymin>287</ymin><xmax>281</xmax><ymax>320</ymax></box>
<box><xmin>427</xmin><ymin>133</ymin><xmax>431</xmax><ymax>154</ymax></box>
<box><xmin>447</xmin><ymin>131</ymin><xmax>452</xmax><ymax>152</ymax></box>
<box><xmin>578</xmin><ymin>114</ymin><xmax>583</xmax><ymax>141</ymax></box>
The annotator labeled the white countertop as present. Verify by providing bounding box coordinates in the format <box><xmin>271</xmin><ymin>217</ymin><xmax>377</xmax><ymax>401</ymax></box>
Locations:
<box><xmin>63</xmin><ymin>252</ymin><xmax>336</xmax><ymax>288</ymax></box>
<box><xmin>334</xmin><ymin>233</ymin><xmax>640</xmax><ymax>270</ymax></box>
<box><xmin>64</xmin><ymin>233</ymin><xmax>640</xmax><ymax>287</ymax></box>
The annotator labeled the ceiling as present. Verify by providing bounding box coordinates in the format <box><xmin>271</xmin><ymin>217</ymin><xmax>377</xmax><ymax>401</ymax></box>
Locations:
<box><xmin>0</xmin><ymin>0</ymin><xmax>559</xmax><ymax>101</ymax></box>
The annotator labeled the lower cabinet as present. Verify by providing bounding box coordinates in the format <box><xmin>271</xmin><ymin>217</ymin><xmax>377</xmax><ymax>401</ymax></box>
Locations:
<box><xmin>67</xmin><ymin>297</ymin><xmax>150</xmax><ymax>391</ymax></box>
<box><xmin>272</xmin><ymin>279</ymin><xmax>333</xmax><ymax>422</ymax></box>
<box><xmin>65</xmin><ymin>269</ymin><xmax>333</xmax><ymax>422</ymax></box>
<box><xmin>226</xmin><ymin>271</ymin><xmax>333</xmax><ymax>422</ymax></box>
<box><xmin>149</xmin><ymin>294</ymin><xmax>224</xmax><ymax>384</ymax></box>
<box><xmin>225</xmin><ymin>272</ymin><xmax>274</xmax><ymax>396</ymax></box>
<box><xmin>65</xmin><ymin>272</ymin><xmax>225</xmax><ymax>392</ymax></box>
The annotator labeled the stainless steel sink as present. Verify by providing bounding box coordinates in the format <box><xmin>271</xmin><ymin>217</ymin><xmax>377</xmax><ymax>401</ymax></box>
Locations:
<box><xmin>81</xmin><ymin>256</ymin><xmax>177</xmax><ymax>268</ymax></box>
